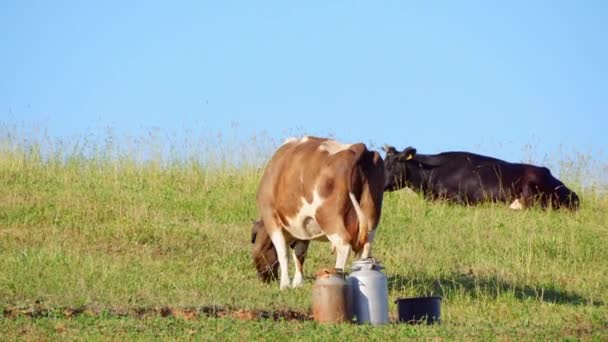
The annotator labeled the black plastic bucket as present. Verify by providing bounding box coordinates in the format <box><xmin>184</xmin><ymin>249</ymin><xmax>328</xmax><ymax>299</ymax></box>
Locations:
<box><xmin>395</xmin><ymin>296</ymin><xmax>441</xmax><ymax>324</ymax></box>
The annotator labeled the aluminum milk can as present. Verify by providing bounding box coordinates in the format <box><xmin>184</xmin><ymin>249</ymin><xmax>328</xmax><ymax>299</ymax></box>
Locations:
<box><xmin>312</xmin><ymin>268</ymin><xmax>350</xmax><ymax>324</ymax></box>
<box><xmin>346</xmin><ymin>259</ymin><xmax>389</xmax><ymax>325</ymax></box>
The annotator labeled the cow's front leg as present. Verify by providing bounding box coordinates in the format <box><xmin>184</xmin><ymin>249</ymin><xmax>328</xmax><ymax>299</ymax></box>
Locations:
<box><xmin>268</xmin><ymin>229</ymin><xmax>291</xmax><ymax>290</ymax></box>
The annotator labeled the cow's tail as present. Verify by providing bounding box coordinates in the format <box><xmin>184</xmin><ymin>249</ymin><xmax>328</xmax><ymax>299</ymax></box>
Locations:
<box><xmin>348</xmin><ymin>143</ymin><xmax>370</xmax><ymax>252</ymax></box>
<box><xmin>349</xmin><ymin>192</ymin><xmax>369</xmax><ymax>252</ymax></box>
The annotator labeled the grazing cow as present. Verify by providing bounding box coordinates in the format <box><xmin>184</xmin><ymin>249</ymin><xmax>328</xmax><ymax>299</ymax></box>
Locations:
<box><xmin>257</xmin><ymin>136</ymin><xmax>385</xmax><ymax>289</ymax></box>
<box><xmin>251</xmin><ymin>219</ymin><xmax>309</xmax><ymax>282</ymax></box>
<box><xmin>383</xmin><ymin>145</ymin><xmax>579</xmax><ymax>210</ymax></box>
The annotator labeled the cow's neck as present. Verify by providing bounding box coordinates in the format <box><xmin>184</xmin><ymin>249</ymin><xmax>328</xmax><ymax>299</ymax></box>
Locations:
<box><xmin>406</xmin><ymin>163</ymin><xmax>433</xmax><ymax>193</ymax></box>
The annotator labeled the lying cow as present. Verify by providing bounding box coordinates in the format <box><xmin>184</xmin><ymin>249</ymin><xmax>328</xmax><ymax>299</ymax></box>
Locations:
<box><xmin>383</xmin><ymin>145</ymin><xmax>579</xmax><ymax>209</ymax></box>
<box><xmin>257</xmin><ymin>136</ymin><xmax>385</xmax><ymax>289</ymax></box>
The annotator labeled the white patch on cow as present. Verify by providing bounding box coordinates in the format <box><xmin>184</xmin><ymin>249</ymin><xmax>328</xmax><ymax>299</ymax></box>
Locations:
<box><xmin>281</xmin><ymin>137</ymin><xmax>298</xmax><ymax>147</ymax></box>
<box><xmin>319</xmin><ymin>140</ymin><xmax>352</xmax><ymax>155</ymax></box>
<box><xmin>284</xmin><ymin>188</ymin><xmax>325</xmax><ymax>240</ymax></box>
<box><xmin>509</xmin><ymin>199</ymin><xmax>524</xmax><ymax>210</ymax></box>
<box><xmin>326</xmin><ymin>232</ymin><xmax>351</xmax><ymax>271</ymax></box>
<box><xmin>283</xmin><ymin>136</ymin><xmax>310</xmax><ymax>147</ymax></box>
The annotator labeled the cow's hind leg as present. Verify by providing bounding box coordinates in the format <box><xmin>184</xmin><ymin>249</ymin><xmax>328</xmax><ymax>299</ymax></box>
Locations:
<box><xmin>290</xmin><ymin>240</ymin><xmax>310</xmax><ymax>288</ymax></box>
<box><xmin>326</xmin><ymin>232</ymin><xmax>351</xmax><ymax>272</ymax></box>
<box><xmin>359</xmin><ymin>229</ymin><xmax>375</xmax><ymax>259</ymax></box>
<box><xmin>291</xmin><ymin>250</ymin><xmax>304</xmax><ymax>287</ymax></box>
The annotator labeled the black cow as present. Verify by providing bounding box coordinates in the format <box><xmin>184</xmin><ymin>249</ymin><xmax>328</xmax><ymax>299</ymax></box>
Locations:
<box><xmin>383</xmin><ymin>145</ymin><xmax>579</xmax><ymax>209</ymax></box>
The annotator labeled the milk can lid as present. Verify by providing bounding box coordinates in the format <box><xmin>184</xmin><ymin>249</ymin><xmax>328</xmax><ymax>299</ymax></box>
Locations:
<box><xmin>315</xmin><ymin>267</ymin><xmax>345</xmax><ymax>279</ymax></box>
<box><xmin>350</xmin><ymin>258</ymin><xmax>384</xmax><ymax>271</ymax></box>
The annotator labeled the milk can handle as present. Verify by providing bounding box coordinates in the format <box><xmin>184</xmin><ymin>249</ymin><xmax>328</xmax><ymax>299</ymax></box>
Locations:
<box><xmin>370</xmin><ymin>258</ymin><xmax>384</xmax><ymax>270</ymax></box>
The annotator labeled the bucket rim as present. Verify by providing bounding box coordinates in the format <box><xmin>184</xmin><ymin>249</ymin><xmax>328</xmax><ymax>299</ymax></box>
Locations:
<box><xmin>394</xmin><ymin>296</ymin><xmax>442</xmax><ymax>303</ymax></box>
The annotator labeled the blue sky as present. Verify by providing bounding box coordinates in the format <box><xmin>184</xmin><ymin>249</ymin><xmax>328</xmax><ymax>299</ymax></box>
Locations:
<box><xmin>1</xmin><ymin>1</ymin><xmax>606</xmax><ymax>162</ymax></box>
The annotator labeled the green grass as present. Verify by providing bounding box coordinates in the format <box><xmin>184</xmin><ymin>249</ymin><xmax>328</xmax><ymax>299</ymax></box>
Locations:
<box><xmin>1</xmin><ymin>130</ymin><xmax>607</xmax><ymax>340</ymax></box>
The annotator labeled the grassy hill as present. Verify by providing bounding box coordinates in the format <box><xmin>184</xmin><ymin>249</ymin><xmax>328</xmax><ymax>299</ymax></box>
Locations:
<box><xmin>1</xmin><ymin>133</ymin><xmax>606</xmax><ymax>340</ymax></box>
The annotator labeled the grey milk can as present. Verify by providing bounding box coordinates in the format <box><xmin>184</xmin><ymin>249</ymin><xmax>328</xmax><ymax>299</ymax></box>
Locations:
<box><xmin>346</xmin><ymin>259</ymin><xmax>389</xmax><ymax>325</ymax></box>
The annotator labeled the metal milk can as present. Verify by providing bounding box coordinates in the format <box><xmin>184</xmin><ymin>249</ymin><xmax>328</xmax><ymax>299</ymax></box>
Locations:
<box><xmin>312</xmin><ymin>268</ymin><xmax>350</xmax><ymax>324</ymax></box>
<box><xmin>346</xmin><ymin>259</ymin><xmax>389</xmax><ymax>325</ymax></box>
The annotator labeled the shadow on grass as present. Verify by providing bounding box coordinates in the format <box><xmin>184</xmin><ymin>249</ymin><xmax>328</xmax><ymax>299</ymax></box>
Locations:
<box><xmin>2</xmin><ymin>303</ymin><xmax>312</xmax><ymax>321</ymax></box>
<box><xmin>388</xmin><ymin>271</ymin><xmax>604</xmax><ymax>306</ymax></box>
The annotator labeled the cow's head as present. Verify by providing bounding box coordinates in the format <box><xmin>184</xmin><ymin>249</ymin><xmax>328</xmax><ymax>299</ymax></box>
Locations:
<box><xmin>251</xmin><ymin>219</ymin><xmax>311</xmax><ymax>283</ymax></box>
<box><xmin>251</xmin><ymin>219</ymin><xmax>280</xmax><ymax>282</ymax></box>
<box><xmin>382</xmin><ymin>145</ymin><xmax>417</xmax><ymax>191</ymax></box>
<box><xmin>553</xmin><ymin>186</ymin><xmax>581</xmax><ymax>210</ymax></box>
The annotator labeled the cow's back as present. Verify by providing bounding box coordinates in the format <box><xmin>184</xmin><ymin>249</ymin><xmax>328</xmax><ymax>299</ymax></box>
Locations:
<box><xmin>257</xmin><ymin>137</ymin><xmax>341</xmax><ymax>216</ymax></box>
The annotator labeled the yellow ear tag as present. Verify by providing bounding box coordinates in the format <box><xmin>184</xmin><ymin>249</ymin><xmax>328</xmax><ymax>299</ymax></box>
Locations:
<box><xmin>406</xmin><ymin>154</ymin><xmax>414</xmax><ymax>160</ymax></box>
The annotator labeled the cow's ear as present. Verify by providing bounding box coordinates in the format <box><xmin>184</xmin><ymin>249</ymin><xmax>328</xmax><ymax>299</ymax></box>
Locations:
<box><xmin>382</xmin><ymin>144</ymin><xmax>397</xmax><ymax>155</ymax></box>
<box><xmin>400</xmin><ymin>147</ymin><xmax>416</xmax><ymax>161</ymax></box>
<box><xmin>251</xmin><ymin>219</ymin><xmax>263</xmax><ymax>243</ymax></box>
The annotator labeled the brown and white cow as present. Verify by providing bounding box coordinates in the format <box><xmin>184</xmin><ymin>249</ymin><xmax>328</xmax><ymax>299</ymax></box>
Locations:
<box><xmin>256</xmin><ymin>136</ymin><xmax>385</xmax><ymax>290</ymax></box>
